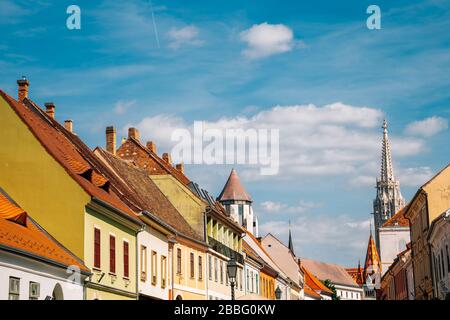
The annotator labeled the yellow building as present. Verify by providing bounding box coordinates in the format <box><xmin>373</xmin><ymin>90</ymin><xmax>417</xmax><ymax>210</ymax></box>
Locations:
<box><xmin>115</xmin><ymin>129</ymin><xmax>245</xmax><ymax>299</ymax></box>
<box><xmin>405</xmin><ymin>164</ymin><xmax>450</xmax><ymax>300</ymax></box>
<box><xmin>0</xmin><ymin>81</ymin><xmax>143</xmax><ymax>300</ymax></box>
<box><xmin>94</xmin><ymin>144</ymin><xmax>208</xmax><ymax>300</ymax></box>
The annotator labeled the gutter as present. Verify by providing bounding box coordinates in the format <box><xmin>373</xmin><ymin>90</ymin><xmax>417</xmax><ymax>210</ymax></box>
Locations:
<box><xmin>0</xmin><ymin>244</ymin><xmax>91</xmax><ymax>276</ymax></box>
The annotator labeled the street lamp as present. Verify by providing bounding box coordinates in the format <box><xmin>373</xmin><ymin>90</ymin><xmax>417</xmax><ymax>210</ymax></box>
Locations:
<box><xmin>227</xmin><ymin>259</ymin><xmax>238</xmax><ymax>300</ymax></box>
<box><xmin>275</xmin><ymin>286</ymin><xmax>282</xmax><ymax>300</ymax></box>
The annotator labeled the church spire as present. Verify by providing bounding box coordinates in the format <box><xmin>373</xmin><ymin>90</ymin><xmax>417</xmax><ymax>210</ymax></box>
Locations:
<box><xmin>372</xmin><ymin>119</ymin><xmax>406</xmax><ymax>251</ymax></box>
<box><xmin>363</xmin><ymin>231</ymin><xmax>381</xmax><ymax>279</ymax></box>
<box><xmin>380</xmin><ymin>119</ymin><xmax>395</xmax><ymax>182</ymax></box>
<box><xmin>288</xmin><ymin>220</ymin><xmax>295</xmax><ymax>255</ymax></box>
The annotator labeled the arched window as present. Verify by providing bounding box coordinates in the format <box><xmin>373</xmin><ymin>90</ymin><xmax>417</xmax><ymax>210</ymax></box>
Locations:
<box><xmin>52</xmin><ymin>283</ymin><xmax>64</xmax><ymax>300</ymax></box>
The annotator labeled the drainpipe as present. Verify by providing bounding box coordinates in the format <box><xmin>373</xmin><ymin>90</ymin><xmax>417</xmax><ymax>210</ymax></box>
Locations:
<box><xmin>136</xmin><ymin>224</ymin><xmax>145</xmax><ymax>300</ymax></box>
<box><xmin>169</xmin><ymin>237</ymin><xmax>178</xmax><ymax>300</ymax></box>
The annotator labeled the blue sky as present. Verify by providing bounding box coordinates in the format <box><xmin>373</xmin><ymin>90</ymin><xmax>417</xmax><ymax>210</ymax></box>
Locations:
<box><xmin>1</xmin><ymin>0</ymin><xmax>449</xmax><ymax>266</ymax></box>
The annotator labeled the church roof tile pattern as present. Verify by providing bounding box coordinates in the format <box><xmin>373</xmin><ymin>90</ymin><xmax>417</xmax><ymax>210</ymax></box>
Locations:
<box><xmin>217</xmin><ymin>169</ymin><xmax>252</xmax><ymax>202</ymax></box>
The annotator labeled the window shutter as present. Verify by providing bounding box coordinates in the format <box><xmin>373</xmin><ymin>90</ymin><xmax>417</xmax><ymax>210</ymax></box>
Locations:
<box><xmin>94</xmin><ymin>228</ymin><xmax>101</xmax><ymax>268</ymax></box>
<box><xmin>123</xmin><ymin>241</ymin><xmax>129</xmax><ymax>278</ymax></box>
<box><xmin>109</xmin><ymin>235</ymin><xmax>116</xmax><ymax>274</ymax></box>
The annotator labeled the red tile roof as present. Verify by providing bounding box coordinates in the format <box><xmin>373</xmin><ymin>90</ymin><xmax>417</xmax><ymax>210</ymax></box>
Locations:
<box><xmin>304</xmin><ymin>286</ymin><xmax>322</xmax><ymax>299</ymax></box>
<box><xmin>301</xmin><ymin>258</ymin><xmax>360</xmax><ymax>288</ymax></box>
<box><xmin>94</xmin><ymin>148</ymin><xmax>203</xmax><ymax>241</ymax></box>
<box><xmin>0</xmin><ymin>90</ymin><xmax>140</xmax><ymax>224</ymax></box>
<box><xmin>302</xmin><ymin>266</ymin><xmax>333</xmax><ymax>294</ymax></box>
<box><xmin>364</xmin><ymin>232</ymin><xmax>381</xmax><ymax>276</ymax></box>
<box><xmin>0</xmin><ymin>188</ymin><xmax>89</xmax><ymax>273</ymax></box>
<box><xmin>217</xmin><ymin>169</ymin><xmax>252</xmax><ymax>202</ymax></box>
<box><xmin>382</xmin><ymin>205</ymin><xmax>410</xmax><ymax>228</ymax></box>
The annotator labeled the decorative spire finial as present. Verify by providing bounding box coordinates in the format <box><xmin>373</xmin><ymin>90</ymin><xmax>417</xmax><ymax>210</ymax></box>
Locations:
<box><xmin>288</xmin><ymin>220</ymin><xmax>295</xmax><ymax>255</ymax></box>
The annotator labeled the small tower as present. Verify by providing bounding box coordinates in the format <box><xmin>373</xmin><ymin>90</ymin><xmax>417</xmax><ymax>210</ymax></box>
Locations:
<box><xmin>362</xmin><ymin>227</ymin><xmax>382</xmax><ymax>299</ymax></box>
<box><xmin>217</xmin><ymin>169</ymin><xmax>259</xmax><ymax>236</ymax></box>
<box><xmin>288</xmin><ymin>220</ymin><xmax>295</xmax><ymax>256</ymax></box>
<box><xmin>373</xmin><ymin>119</ymin><xmax>406</xmax><ymax>251</ymax></box>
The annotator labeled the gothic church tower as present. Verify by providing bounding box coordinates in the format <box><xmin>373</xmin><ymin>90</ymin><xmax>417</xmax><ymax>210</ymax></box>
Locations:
<box><xmin>373</xmin><ymin>120</ymin><xmax>406</xmax><ymax>250</ymax></box>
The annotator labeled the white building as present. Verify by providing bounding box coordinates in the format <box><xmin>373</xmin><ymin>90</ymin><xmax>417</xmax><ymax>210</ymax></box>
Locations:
<box><xmin>137</xmin><ymin>220</ymin><xmax>170</xmax><ymax>300</ymax></box>
<box><xmin>428</xmin><ymin>208</ymin><xmax>450</xmax><ymax>300</ymax></box>
<box><xmin>0</xmin><ymin>188</ymin><xmax>89</xmax><ymax>300</ymax></box>
<box><xmin>302</xmin><ymin>259</ymin><xmax>363</xmax><ymax>300</ymax></box>
<box><xmin>379</xmin><ymin>206</ymin><xmax>411</xmax><ymax>276</ymax></box>
<box><xmin>218</xmin><ymin>169</ymin><xmax>259</xmax><ymax>237</ymax></box>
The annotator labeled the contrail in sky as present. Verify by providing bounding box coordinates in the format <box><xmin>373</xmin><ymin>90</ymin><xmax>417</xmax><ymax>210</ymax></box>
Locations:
<box><xmin>148</xmin><ymin>0</ymin><xmax>161</xmax><ymax>48</ymax></box>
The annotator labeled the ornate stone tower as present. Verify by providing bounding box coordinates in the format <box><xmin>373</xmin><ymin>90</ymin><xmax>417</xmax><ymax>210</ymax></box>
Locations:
<box><xmin>218</xmin><ymin>169</ymin><xmax>259</xmax><ymax>237</ymax></box>
<box><xmin>373</xmin><ymin>120</ymin><xmax>406</xmax><ymax>250</ymax></box>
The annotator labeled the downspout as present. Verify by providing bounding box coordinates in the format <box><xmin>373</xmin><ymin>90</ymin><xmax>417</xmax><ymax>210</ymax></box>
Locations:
<box><xmin>169</xmin><ymin>237</ymin><xmax>177</xmax><ymax>300</ymax></box>
<box><xmin>204</xmin><ymin>212</ymin><xmax>209</xmax><ymax>300</ymax></box>
<box><xmin>136</xmin><ymin>224</ymin><xmax>145</xmax><ymax>300</ymax></box>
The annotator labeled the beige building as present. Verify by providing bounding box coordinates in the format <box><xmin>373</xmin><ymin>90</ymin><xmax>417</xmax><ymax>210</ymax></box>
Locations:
<box><xmin>405</xmin><ymin>164</ymin><xmax>450</xmax><ymax>299</ymax></box>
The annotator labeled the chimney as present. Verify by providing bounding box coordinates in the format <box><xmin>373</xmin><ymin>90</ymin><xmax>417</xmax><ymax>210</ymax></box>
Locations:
<box><xmin>106</xmin><ymin>126</ymin><xmax>116</xmax><ymax>155</ymax></box>
<box><xmin>64</xmin><ymin>120</ymin><xmax>73</xmax><ymax>133</ymax></box>
<box><xmin>17</xmin><ymin>76</ymin><xmax>29</xmax><ymax>101</ymax></box>
<box><xmin>44</xmin><ymin>102</ymin><xmax>55</xmax><ymax>119</ymax></box>
<box><xmin>146</xmin><ymin>141</ymin><xmax>157</xmax><ymax>154</ymax></box>
<box><xmin>162</xmin><ymin>153</ymin><xmax>172</xmax><ymax>165</ymax></box>
<box><xmin>128</xmin><ymin>127</ymin><xmax>140</xmax><ymax>141</ymax></box>
<box><xmin>176</xmin><ymin>163</ymin><xmax>184</xmax><ymax>174</ymax></box>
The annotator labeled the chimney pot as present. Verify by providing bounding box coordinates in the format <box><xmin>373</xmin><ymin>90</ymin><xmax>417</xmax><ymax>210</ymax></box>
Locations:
<box><xmin>162</xmin><ymin>152</ymin><xmax>172</xmax><ymax>165</ymax></box>
<box><xmin>17</xmin><ymin>77</ymin><xmax>30</xmax><ymax>101</ymax></box>
<box><xmin>176</xmin><ymin>163</ymin><xmax>184</xmax><ymax>174</ymax></box>
<box><xmin>64</xmin><ymin>120</ymin><xmax>73</xmax><ymax>133</ymax></box>
<box><xmin>106</xmin><ymin>126</ymin><xmax>117</xmax><ymax>155</ymax></box>
<box><xmin>146</xmin><ymin>141</ymin><xmax>157</xmax><ymax>154</ymax></box>
<box><xmin>128</xmin><ymin>127</ymin><xmax>140</xmax><ymax>141</ymax></box>
<box><xmin>44</xmin><ymin>102</ymin><xmax>55</xmax><ymax>119</ymax></box>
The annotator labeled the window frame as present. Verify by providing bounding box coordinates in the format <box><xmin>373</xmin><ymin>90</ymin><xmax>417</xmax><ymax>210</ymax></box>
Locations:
<box><xmin>123</xmin><ymin>240</ymin><xmax>130</xmax><ymax>279</ymax></box>
<box><xmin>140</xmin><ymin>245</ymin><xmax>147</xmax><ymax>282</ymax></box>
<box><xmin>109</xmin><ymin>234</ymin><xmax>116</xmax><ymax>274</ymax></box>
<box><xmin>9</xmin><ymin>277</ymin><xmax>20</xmax><ymax>300</ymax></box>
<box><xmin>94</xmin><ymin>227</ymin><xmax>101</xmax><ymax>269</ymax></box>
<box><xmin>151</xmin><ymin>250</ymin><xmax>158</xmax><ymax>285</ymax></box>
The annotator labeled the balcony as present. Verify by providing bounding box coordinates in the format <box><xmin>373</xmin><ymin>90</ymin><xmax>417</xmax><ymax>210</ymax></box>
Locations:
<box><xmin>208</xmin><ymin>236</ymin><xmax>244</xmax><ymax>264</ymax></box>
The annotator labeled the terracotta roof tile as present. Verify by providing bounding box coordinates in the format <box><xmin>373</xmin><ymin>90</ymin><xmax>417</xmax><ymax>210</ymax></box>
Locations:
<box><xmin>0</xmin><ymin>91</ymin><xmax>139</xmax><ymax>223</ymax></box>
<box><xmin>382</xmin><ymin>205</ymin><xmax>410</xmax><ymax>228</ymax></box>
<box><xmin>304</xmin><ymin>286</ymin><xmax>322</xmax><ymax>299</ymax></box>
<box><xmin>94</xmin><ymin>148</ymin><xmax>203</xmax><ymax>241</ymax></box>
<box><xmin>0</xmin><ymin>188</ymin><xmax>89</xmax><ymax>273</ymax></box>
<box><xmin>217</xmin><ymin>169</ymin><xmax>252</xmax><ymax>202</ymax></box>
<box><xmin>302</xmin><ymin>266</ymin><xmax>333</xmax><ymax>294</ymax></box>
<box><xmin>301</xmin><ymin>258</ymin><xmax>360</xmax><ymax>288</ymax></box>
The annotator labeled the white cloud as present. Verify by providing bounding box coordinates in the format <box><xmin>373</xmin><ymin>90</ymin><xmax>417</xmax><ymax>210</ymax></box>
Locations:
<box><xmin>259</xmin><ymin>215</ymin><xmax>372</xmax><ymax>265</ymax></box>
<box><xmin>405</xmin><ymin>116</ymin><xmax>448</xmax><ymax>137</ymax></box>
<box><xmin>260</xmin><ymin>200</ymin><xmax>319</xmax><ymax>215</ymax></box>
<box><xmin>123</xmin><ymin>102</ymin><xmax>429</xmax><ymax>183</ymax></box>
<box><xmin>240</xmin><ymin>22</ymin><xmax>295</xmax><ymax>59</ymax></box>
<box><xmin>398</xmin><ymin>166</ymin><xmax>434</xmax><ymax>187</ymax></box>
<box><xmin>168</xmin><ymin>26</ymin><xmax>203</xmax><ymax>49</ymax></box>
<box><xmin>114</xmin><ymin>100</ymin><xmax>136</xmax><ymax>115</ymax></box>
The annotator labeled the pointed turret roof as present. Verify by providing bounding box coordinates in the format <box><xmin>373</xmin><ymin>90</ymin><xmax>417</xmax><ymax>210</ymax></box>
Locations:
<box><xmin>363</xmin><ymin>231</ymin><xmax>381</xmax><ymax>278</ymax></box>
<box><xmin>217</xmin><ymin>169</ymin><xmax>252</xmax><ymax>202</ymax></box>
<box><xmin>288</xmin><ymin>221</ymin><xmax>295</xmax><ymax>255</ymax></box>
<box><xmin>380</xmin><ymin>119</ymin><xmax>395</xmax><ymax>182</ymax></box>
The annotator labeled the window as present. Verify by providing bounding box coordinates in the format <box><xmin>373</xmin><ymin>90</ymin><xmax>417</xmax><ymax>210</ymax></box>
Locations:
<box><xmin>239</xmin><ymin>269</ymin><xmax>243</xmax><ymax>291</ymax></box>
<box><xmin>246</xmin><ymin>269</ymin><xmax>250</xmax><ymax>291</ymax></box>
<box><xmin>29</xmin><ymin>282</ymin><xmax>40</xmax><ymax>300</ymax></box>
<box><xmin>161</xmin><ymin>255</ymin><xmax>167</xmax><ymax>288</ymax></box>
<box><xmin>141</xmin><ymin>245</ymin><xmax>147</xmax><ymax>281</ymax></box>
<box><xmin>151</xmin><ymin>251</ymin><xmax>157</xmax><ymax>285</ymax></box>
<box><xmin>208</xmin><ymin>255</ymin><xmax>212</xmax><ymax>280</ymax></box>
<box><xmin>177</xmin><ymin>248</ymin><xmax>182</xmax><ymax>274</ymax></box>
<box><xmin>94</xmin><ymin>228</ymin><xmax>101</xmax><ymax>269</ymax></box>
<box><xmin>190</xmin><ymin>253</ymin><xmax>195</xmax><ymax>278</ymax></box>
<box><xmin>198</xmin><ymin>256</ymin><xmax>203</xmax><ymax>280</ymax></box>
<box><xmin>9</xmin><ymin>277</ymin><xmax>20</xmax><ymax>300</ymax></box>
<box><xmin>123</xmin><ymin>241</ymin><xmax>129</xmax><ymax>278</ymax></box>
<box><xmin>225</xmin><ymin>205</ymin><xmax>230</xmax><ymax>215</ymax></box>
<box><xmin>238</xmin><ymin>205</ymin><xmax>244</xmax><ymax>225</ymax></box>
<box><xmin>109</xmin><ymin>235</ymin><xmax>116</xmax><ymax>274</ymax></box>
<box><xmin>220</xmin><ymin>260</ymin><xmax>224</xmax><ymax>284</ymax></box>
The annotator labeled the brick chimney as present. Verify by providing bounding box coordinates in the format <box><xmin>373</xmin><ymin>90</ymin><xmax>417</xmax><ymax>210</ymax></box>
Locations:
<box><xmin>146</xmin><ymin>141</ymin><xmax>157</xmax><ymax>154</ymax></box>
<box><xmin>176</xmin><ymin>163</ymin><xmax>184</xmax><ymax>174</ymax></box>
<box><xmin>64</xmin><ymin>120</ymin><xmax>73</xmax><ymax>133</ymax></box>
<box><xmin>44</xmin><ymin>102</ymin><xmax>55</xmax><ymax>119</ymax></box>
<box><xmin>162</xmin><ymin>153</ymin><xmax>172</xmax><ymax>165</ymax></box>
<box><xmin>128</xmin><ymin>127</ymin><xmax>140</xmax><ymax>141</ymax></box>
<box><xmin>17</xmin><ymin>77</ymin><xmax>29</xmax><ymax>101</ymax></box>
<box><xmin>106</xmin><ymin>126</ymin><xmax>116</xmax><ymax>155</ymax></box>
